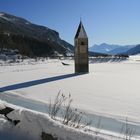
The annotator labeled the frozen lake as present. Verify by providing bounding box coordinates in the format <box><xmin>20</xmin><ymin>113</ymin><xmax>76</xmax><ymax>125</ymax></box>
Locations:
<box><xmin>0</xmin><ymin>57</ymin><xmax>140</xmax><ymax>138</ymax></box>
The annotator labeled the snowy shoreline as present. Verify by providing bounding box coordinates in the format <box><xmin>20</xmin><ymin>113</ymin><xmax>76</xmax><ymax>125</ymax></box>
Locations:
<box><xmin>0</xmin><ymin>100</ymin><xmax>107</xmax><ymax>140</ymax></box>
<box><xmin>0</xmin><ymin>91</ymin><xmax>140</xmax><ymax>140</ymax></box>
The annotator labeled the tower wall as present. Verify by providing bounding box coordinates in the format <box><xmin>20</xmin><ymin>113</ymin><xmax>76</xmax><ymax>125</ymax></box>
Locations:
<box><xmin>74</xmin><ymin>38</ymin><xmax>89</xmax><ymax>73</ymax></box>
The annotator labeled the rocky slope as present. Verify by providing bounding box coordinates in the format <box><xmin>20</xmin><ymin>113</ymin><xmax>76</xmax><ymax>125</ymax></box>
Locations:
<box><xmin>0</xmin><ymin>12</ymin><xmax>73</xmax><ymax>57</ymax></box>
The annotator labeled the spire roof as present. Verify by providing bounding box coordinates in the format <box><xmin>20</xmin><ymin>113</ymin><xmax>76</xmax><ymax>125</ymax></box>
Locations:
<box><xmin>75</xmin><ymin>21</ymin><xmax>88</xmax><ymax>39</ymax></box>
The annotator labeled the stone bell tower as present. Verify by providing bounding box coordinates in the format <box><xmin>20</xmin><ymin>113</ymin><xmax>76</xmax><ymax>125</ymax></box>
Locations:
<box><xmin>74</xmin><ymin>20</ymin><xmax>89</xmax><ymax>73</ymax></box>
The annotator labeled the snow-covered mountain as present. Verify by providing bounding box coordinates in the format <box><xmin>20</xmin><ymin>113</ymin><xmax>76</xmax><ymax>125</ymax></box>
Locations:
<box><xmin>89</xmin><ymin>43</ymin><xmax>135</xmax><ymax>55</ymax></box>
<box><xmin>0</xmin><ymin>12</ymin><xmax>74</xmax><ymax>57</ymax></box>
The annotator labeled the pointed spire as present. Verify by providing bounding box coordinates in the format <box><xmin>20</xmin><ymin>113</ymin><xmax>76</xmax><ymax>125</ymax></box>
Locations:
<box><xmin>75</xmin><ymin>20</ymin><xmax>88</xmax><ymax>39</ymax></box>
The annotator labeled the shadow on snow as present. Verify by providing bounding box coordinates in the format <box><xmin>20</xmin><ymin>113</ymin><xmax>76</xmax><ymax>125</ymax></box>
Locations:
<box><xmin>0</xmin><ymin>73</ymin><xmax>82</xmax><ymax>92</ymax></box>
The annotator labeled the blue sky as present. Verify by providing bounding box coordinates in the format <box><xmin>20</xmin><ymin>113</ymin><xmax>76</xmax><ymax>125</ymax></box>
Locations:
<box><xmin>0</xmin><ymin>0</ymin><xmax>140</xmax><ymax>46</ymax></box>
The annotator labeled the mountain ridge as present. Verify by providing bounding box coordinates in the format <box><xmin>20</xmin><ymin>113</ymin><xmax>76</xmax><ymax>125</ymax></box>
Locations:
<box><xmin>0</xmin><ymin>12</ymin><xmax>73</xmax><ymax>57</ymax></box>
<box><xmin>89</xmin><ymin>43</ymin><xmax>136</xmax><ymax>55</ymax></box>
<box><xmin>125</xmin><ymin>44</ymin><xmax>140</xmax><ymax>55</ymax></box>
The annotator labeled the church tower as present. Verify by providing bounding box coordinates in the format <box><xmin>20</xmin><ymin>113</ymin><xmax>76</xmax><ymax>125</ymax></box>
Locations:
<box><xmin>74</xmin><ymin>21</ymin><xmax>89</xmax><ymax>73</ymax></box>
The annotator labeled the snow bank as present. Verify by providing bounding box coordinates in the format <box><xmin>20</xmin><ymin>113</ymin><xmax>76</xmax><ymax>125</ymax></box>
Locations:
<box><xmin>0</xmin><ymin>100</ymin><xmax>107</xmax><ymax>140</ymax></box>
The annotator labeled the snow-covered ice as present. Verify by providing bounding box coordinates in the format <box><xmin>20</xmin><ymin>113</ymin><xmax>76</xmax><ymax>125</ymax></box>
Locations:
<box><xmin>0</xmin><ymin>56</ymin><xmax>140</xmax><ymax>139</ymax></box>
